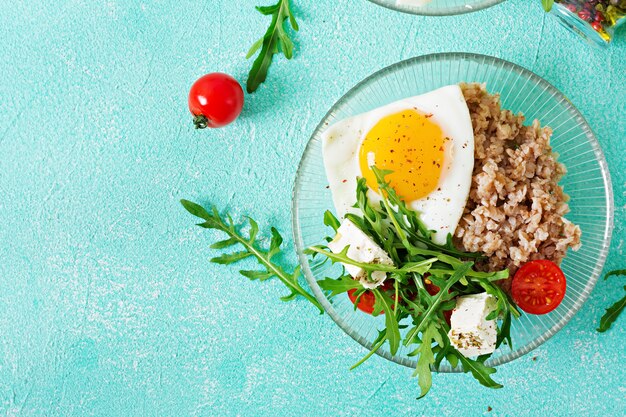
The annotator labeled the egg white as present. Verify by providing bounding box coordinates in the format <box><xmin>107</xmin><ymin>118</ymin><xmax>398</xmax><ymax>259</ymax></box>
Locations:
<box><xmin>321</xmin><ymin>84</ymin><xmax>475</xmax><ymax>244</ymax></box>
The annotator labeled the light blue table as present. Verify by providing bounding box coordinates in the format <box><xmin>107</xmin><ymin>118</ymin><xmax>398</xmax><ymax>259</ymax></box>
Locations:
<box><xmin>1</xmin><ymin>0</ymin><xmax>625</xmax><ymax>415</ymax></box>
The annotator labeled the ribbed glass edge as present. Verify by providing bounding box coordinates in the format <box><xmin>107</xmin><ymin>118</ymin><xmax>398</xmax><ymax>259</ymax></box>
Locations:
<box><xmin>366</xmin><ymin>0</ymin><xmax>504</xmax><ymax>16</ymax></box>
<box><xmin>291</xmin><ymin>52</ymin><xmax>615</xmax><ymax>373</ymax></box>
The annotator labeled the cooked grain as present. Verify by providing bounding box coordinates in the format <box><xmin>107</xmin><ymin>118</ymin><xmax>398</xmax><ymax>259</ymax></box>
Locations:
<box><xmin>455</xmin><ymin>83</ymin><xmax>582</xmax><ymax>287</ymax></box>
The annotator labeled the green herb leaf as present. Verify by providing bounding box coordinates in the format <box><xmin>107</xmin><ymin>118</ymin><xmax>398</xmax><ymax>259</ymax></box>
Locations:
<box><xmin>542</xmin><ymin>0</ymin><xmax>554</xmax><ymax>12</ymax></box>
<box><xmin>597</xmin><ymin>287</ymin><xmax>626</xmax><ymax>333</ymax></box>
<box><xmin>240</xmin><ymin>269</ymin><xmax>273</xmax><ymax>281</ymax></box>
<box><xmin>478</xmin><ymin>280</ymin><xmax>519</xmax><ymax>348</ymax></box>
<box><xmin>181</xmin><ymin>199</ymin><xmax>322</xmax><ymax>313</ymax></box>
<box><xmin>374</xmin><ymin>288</ymin><xmax>401</xmax><ymax>355</ymax></box>
<box><xmin>307</xmin><ymin>167</ymin><xmax>517</xmax><ymax>398</ymax></box>
<box><xmin>211</xmin><ymin>251</ymin><xmax>252</xmax><ymax>264</ymax></box>
<box><xmin>596</xmin><ymin>269</ymin><xmax>626</xmax><ymax>332</ymax></box>
<box><xmin>318</xmin><ymin>275</ymin><xmax>362</xmax><ymax>297</ymax></box>
<box><xmin>411</xmin><ymin>263</ymin><xmax>472</xmax><ymax>336</ymax></box>
<box><xmin>370</xmin><ymin>167</ymin><xmax>485</xmax><ymax>260</ymax></box>
<box><xmin>456</xmin><ymin>353</ymin><xmax>503</xmax><ymax>389</ymax></box>
<box><xmin>269</xmin><ymin>227</ymin><xmax>283</xmax><ymax>257</ymax></box>
<box><xmin>604</xmin><ymin>269</ymin><xmax>626</xmax><ymax>280</ymax></box>
<box><xmin>414</xmin><ymin>322</ymin><xmax>439</xmax><ymax>398</ymax></box>
<box><xmin>351</xmin><ymin>331</ymin><xmax>387</xmax><ymax>370</ymax></box>
<box><xmin>246</xmin><ymin>37</ymin><xmax>264</xmax><ymax>59</ymax></box>
<box><xmin>306</xmin><ymin>245</ymin><xmax>400</xmax><ymax>272</ymax></box>
<box><xmin>210</xmin><ymin>237</ymin><xmax>239</xmax><ymax>249</ymax></box>
<box><xmin>323</xmin><ymin>210</ymin><xmax>341</xmax><ymax>232</ymax></box>
<box><xmin>246</xmin><ymin>0</ymin><xmax>298</xmax><ymax>93</ymax></box>
<box><xmin>247</xmin><ymin>217</ymin><xmax>259</xmax><ymax>243</ymax></box>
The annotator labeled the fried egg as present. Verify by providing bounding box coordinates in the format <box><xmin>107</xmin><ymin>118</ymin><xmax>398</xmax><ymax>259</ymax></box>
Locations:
<box><xmin>321</xmin><ymin>85</ymin><xmax>474</xmax><ymax>245</ymax></box>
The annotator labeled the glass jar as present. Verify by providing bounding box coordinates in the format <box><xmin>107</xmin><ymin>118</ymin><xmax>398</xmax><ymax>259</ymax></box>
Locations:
<box><xmin>550</xmin><ymin>0</ymin><xmax>626</xmax><ymax>47</ymax></box>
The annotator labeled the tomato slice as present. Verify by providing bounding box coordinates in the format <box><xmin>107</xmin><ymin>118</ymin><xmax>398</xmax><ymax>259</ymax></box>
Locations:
<box><xmin>511</xmin><ymin>260</ymin><xmax>566</xmax><ymax>315</ymax></box>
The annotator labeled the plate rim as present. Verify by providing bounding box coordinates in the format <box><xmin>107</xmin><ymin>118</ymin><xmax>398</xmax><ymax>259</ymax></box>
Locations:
<box><xmin>291</xmin><ymin>52</ymin><xmax>615</xmax><ymax>372</ymax></box>
<box><xmin>366</xmin><ymin>0</ymin><xmax>505</xmax><ymax>16</ymax></box>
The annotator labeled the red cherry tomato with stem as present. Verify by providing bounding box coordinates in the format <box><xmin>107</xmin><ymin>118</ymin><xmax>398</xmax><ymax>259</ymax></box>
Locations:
<box><xmin>188</xmin><ymin>73</ymin><xmax>244</xmax><ymax>129</ymax></box>
<box><xmin>511</xmin><ymin>260</ymin><xmax>566</xmax><ymax>315</ymax></box>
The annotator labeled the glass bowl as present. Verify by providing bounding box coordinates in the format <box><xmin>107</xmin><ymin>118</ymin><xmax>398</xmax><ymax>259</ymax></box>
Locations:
<box><xmin>367</xmin><ymin>0</ymin><xmax>504</xmax><ymax>16</ymax></box>
<box><xmin>292</xmin><ymin>53</ymin><xmax>614</xmax><ymax>372</ymax></box>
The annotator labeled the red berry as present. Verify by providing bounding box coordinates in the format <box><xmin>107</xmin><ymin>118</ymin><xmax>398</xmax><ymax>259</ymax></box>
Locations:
<box><xmin>566</xmin><ymin>4</ymin><xmax>578</xmax><ymax>13</ymax></box>
<box><xmin>591</xmin><ymin>21</ymin><xmax>603</xmax><ymax>31</ymax></box>
<box><xmin>595</xmin><ymin>11</ymin><xmax>604</xmax><ymax>22</ymax></box>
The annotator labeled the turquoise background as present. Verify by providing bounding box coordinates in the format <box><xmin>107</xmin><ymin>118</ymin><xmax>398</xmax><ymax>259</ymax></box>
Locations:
<box><xmin>1</xmin><ymin>0</ymin><xmax>625</xmax><ymax>415</ymax></box>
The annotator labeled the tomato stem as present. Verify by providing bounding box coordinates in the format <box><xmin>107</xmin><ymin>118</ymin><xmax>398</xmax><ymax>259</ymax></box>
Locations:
<box><xmin>193</xmin><ymin>114</ymin><xmax>209</xmax><ymax>129</ymax></box>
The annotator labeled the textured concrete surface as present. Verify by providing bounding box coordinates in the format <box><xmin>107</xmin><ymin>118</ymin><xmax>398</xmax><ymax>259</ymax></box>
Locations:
<box><xmin>1</xmin><ymin>0</ymin><xmax>625</xmax><ymax>416</ymax></box>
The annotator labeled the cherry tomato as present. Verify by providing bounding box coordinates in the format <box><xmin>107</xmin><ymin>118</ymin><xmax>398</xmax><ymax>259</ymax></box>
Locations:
<box><xmin>511</xmin><ymin>260</ymin><xmax>566</xmax><ymax>315</ymax></box>
<box><xmin>423</xmin><ymin>277</ymin><xmax>440</xmax><ymax>297</ymax></box>
<box><xmin>348</xmin><ymin>289</ymin><xmax>377</xmax><ymax>314</ymax></box>
<box><xmin>423</xmin><ymin>276</ymin><xmax>452</xmax><ymax>324</ymax></box>
<box><xmin>188</xmin><ymin>73</ymin><xmax>244</xmax><ymax>129</ymax></box>
<box><xmin>348</xmin><ymin>280</ymin><xmax>397</xmax><ymax>315</ymax></box>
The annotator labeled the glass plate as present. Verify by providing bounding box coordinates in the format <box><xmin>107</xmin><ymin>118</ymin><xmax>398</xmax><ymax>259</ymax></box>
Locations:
<box><xmin>292</xmin><ymin>53</ymin><xmax>614</xmax><ymax>372</ymax></box>
<box><xmin>367</xmin><ymin>0</ymin><xmax>504</xmax><ymax>16</ymax></box>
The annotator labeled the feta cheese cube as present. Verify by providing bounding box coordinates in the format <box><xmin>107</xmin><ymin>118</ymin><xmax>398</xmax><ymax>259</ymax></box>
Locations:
<box><xmin>327</xmin><ymin>219</ymin><xmax>393</xmax><ymax>289</ymax></box>
<box><xmin>447</xmin><ymin>293</ymin><xmax>498</xmax><ymax>357</ymax></box>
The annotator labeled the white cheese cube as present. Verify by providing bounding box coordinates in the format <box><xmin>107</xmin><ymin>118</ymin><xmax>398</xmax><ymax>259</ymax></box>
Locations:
<box><xmin>447</xmin><ymin>293</ymin><xmax>498</xmax><ymax>357</ymax></box>
<box><xmin>327</xmin><ymin>219</ymin><xmax>393</xmax><ymax>289</ymax></box>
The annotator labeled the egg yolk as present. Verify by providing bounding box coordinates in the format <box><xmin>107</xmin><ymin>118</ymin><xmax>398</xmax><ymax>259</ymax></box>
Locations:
<box><xmin>359</xmin><ymin>109</ymin><xmax>445</xmax><ymax>201</ymax></box>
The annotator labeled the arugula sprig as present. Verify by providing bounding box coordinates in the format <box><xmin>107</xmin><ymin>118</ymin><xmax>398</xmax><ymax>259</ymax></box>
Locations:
<box><xmin>246</xmin><ymin>0</ymin><xmax>298</xmax><ymax>93</ymax></box>
<box><xmin>542</xmin><ymin>0</ymin><xmax>554</xmax><ymax>12</ymax></box>
<box><xmin>597</xmin><ymin>269</ymin><xmax>626</xmax><ymax>332</ymax></box>
<box><xmin>180</xmin><ymin>199</ymin><xmax>322</xmax><ymax>313</ymax></box>
<box><xmin>312</xmin><ymin>167</ymin><xmax>515</xmax><ymax>398</ymax></box>
<box><xmin>180</xmin><ymin>168</ymin><xmax>518</xmax><ymax>398</ymax></box>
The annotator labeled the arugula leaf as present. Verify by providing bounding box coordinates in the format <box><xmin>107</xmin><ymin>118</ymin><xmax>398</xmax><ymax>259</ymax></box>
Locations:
<box><xmin>479</xmin><ymin>280</ymin><xmax>519</xmax><ymax>348</ymax></box>
<box><xmin>542</xmin><ymin>0</ymin><xmax>554</xmax><ymax>12</ymax></box>
<box><xmin>597</xmin><ymin>289</ymin><xmax>626</xmax><ymax>333</ymax></box>
<box><xmin>180</xmin><ymin>199</ymin><xmax>322</xmax><ymax>313</ymax></box>
<box><xmin>410</xmin><ymin>263</ymin><xmax>472</xmax><ymax>337</ymax></box>
<box><xmin>308</xmin><ymin>168</ymin><xmax>516</xmax><ymax>397</ymax></box>
<box><xmin>350</xmin><ymin>178</ymin><xmax>401</xmax><ymax>263</ymax></box>
<box><xmin>374</xmin><ymin>288</ymin><xmax>401</xmax><ymax>355</ymax></box>
<box><xmin>246</xmin><ymin>0</ymin><xmax>298</xmax><ymax>93</ymax></box>
<box><xmin>211</xmin><ymin>251</ymin><xmax>252</xmax><ymax>264</ymax></box>
<box><xmin>306</xmin><ymin>245</ymin><xmax>407</xmax><ymax>272</ymax></box>
<box><xmin>239</xmin><ymin>269</ymin><xmax>273</xmax><ymax>280</ymax></box>
<box><xmin>318</xmin><ymin>275</ymin><xmax>362</xmax><ymax>297</ymax></box>
<box><xmin>596</xmin><ymin>269</ymin><xmax>626</xmax><ymax>332</ymax></box>
<box><xmin>414</xmin><ymin>322</ymin><xmax>441</xmax><ymax>398</ymax></box>
<box><xmin>604</xmin><ymin>269</ymin><xmax>626</xmax><ymax>280</ymax></box>
<box><xmin>370</xmin><ymin>167</ymin><xmax>485</xmax><ymax>260</ymax></box>
<box><xmin>323</xmin><ymin>210</ymin><xmax>341</xmax><ymax>232</ymax></box>
<box><xmin>456</xmin><ymin>353</ymin><xmax>502</xmax><ymax>389</ymax></box>
<box><xmin>351</xmin><ymin>331</ymin><xmax>387</xmax><ymax>370</ymax></box>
